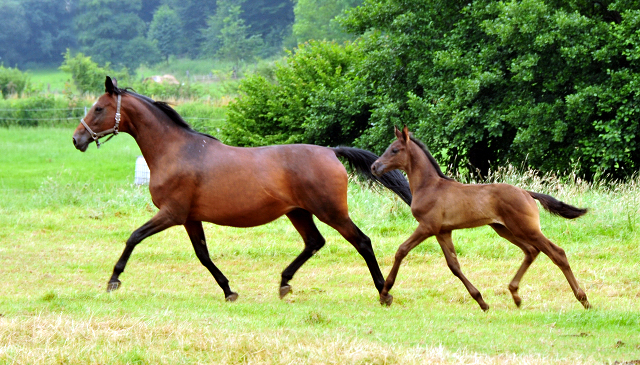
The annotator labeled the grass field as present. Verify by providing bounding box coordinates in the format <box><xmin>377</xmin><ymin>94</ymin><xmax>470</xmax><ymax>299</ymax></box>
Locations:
<box><xmin>1</xmin><ymin>127</ymin><xmax>639</xmax><ymax>364</ymax></box>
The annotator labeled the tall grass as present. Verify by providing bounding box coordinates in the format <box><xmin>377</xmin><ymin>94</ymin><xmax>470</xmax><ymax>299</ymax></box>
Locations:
<box><xmin>0</xmin><ymin>127</ymin><xmax>639</xmax><ymax>364</ymax></box>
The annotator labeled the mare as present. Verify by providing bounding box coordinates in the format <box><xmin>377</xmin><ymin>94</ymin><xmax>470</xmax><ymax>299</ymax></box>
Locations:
<box><xmin>371</xmin><ymin>126</ymin><xmax>591</xmax><ymax>311</ymax></box>
<box><xmin>72</xmin><ymin>76</ymin><xmax>412</xmax><ymax>301</ymax></box>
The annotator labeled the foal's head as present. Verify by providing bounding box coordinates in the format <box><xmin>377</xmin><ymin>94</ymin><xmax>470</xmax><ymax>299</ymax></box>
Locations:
<box><xmin>72</xmin><ymin>76</ymin><xmax>125</xmax><ymax>152</ymax></box>
<box><xmin>371</xmin><ymin>125</ymin><xmax>412</xmax><ymax>177</ymax></box>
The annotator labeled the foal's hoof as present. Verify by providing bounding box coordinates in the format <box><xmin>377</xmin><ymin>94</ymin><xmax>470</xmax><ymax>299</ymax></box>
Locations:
<box><xmin>279</xmin><ymin>285</ymin><xmax>292</xmax><ymax>299</ymax></box>
<box><xmin>512</xmin><ymin>295</ymin><xmax>522</xmax><ymax>308</ymax></box>
<box><xmin>106</xmin><ymin>280</ymin><xmax>121</xmax><ymax>292</ymax></box>
<box><xmin>582</xmin><ymin>300</ymin><xmax>592</xmax><ymax>310</ymax></box>
<box><xmin>379</xmin><ymin>293</ymin><xmax>393</xmax><ymax>306</ymax></box>
<box><xmin>225</xmin><ymin>292</ymin><xmax>239</xmax><ymax>302</ymax></box>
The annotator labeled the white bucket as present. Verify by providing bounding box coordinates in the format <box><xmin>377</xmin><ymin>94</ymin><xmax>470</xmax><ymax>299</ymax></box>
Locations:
<box><xmin>134</xmin><ymin>156</ymin><xmax>150</xmax><ymax>185</ymax></box>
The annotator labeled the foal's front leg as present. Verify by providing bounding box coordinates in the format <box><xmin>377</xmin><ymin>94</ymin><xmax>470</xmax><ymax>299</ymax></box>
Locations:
<box><xmin>380</xmin><ymin>226</ymin><xmax>432</xmax><ymax>306</ymax></box>
<box><xmin>435</xmin><ymin>232</ymin><xmax>489</xmax><ymax>311</ymax></box>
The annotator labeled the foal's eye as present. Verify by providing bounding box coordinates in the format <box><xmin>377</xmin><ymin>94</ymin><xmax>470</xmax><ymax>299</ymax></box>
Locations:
<box><xmin>95</xmin><ymin>106</ymin><xmax>103</xmax><ymax>112</ymax></box>
<box><xmin>391</xmin><ymin>148</ymin><xmax>399</xmax><ymax>154</ymax></box>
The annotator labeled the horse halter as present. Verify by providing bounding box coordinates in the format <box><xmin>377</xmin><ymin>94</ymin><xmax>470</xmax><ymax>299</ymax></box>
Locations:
<box><xmin>80</xmin><ymin>94</ymin><xmax>121</xmax><ymax>149</ymax></box>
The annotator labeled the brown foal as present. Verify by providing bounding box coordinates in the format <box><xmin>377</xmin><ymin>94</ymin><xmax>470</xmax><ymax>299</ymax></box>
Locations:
<box><xmin>72</xmin><ymin>77</ymin><xmax>412</xmax><ymax>301</ymax></box>
<box><xmin>371</xmin><ymin>126</ymin><xmax>591</xmax><ymax>311</ymax></box>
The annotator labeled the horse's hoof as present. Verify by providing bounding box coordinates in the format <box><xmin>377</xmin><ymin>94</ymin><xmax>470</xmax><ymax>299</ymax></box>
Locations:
<box><xmin>481</xmin><ymin>304</ymin><xmax>490</xmax><ymax>312</ymax></box>
<box><xmin>513</xmin><ymin>296</ymin><xmax>522</xmax><ymax>308</ymax></box>
<box><xmin>279</xmin><ymin>285</ymin><xmax>292</xmax><ymax>299</ymax></box>
<box><xmin>106</xmin><ymin>280</ymin><xmax>121</xmax><ymax>292</ymax></box>
<box><xmin>582</xmin><ymin>300</ymin><xmax>592</xmax><ymax>310</ymax></box>
<box><xmin>379</xmin><ymin>294</ymin><xmax>393</xmax><ymax>306</ymax></box>
<box><xmin>225</xmin><ymin>292</ymin><xmax>239</xmax><ymax>302</ymax></box>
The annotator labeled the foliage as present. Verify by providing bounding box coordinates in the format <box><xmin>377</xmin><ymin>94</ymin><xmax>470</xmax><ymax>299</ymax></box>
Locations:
<box><xmin>59</xmin><ymin>50</ymin><xmax>128</xmax><ymax>95</ymax></box>
<box><xmin>148</xmin><ymin>5</ymin><xmax>183</xmax><ymax>61</ymax></box>
<box><xmin>0</xmin><ymin>95</ymin><xmax>88</xmax><ymax>127</ymax></box>
<box><xmin>240</xmin><ymin>0</ymin><xmax>294</xmax><ymax>56</ymax></box>
<box><xmin>75</xmin><ymin>0</ymin><xmax>154</xmax><ymax>71</ymax></box>
<box><xmin>0</xmin><ymin>65</ymin><xmax>29</xmax><ymax>99</ymax></box>
<box><xmin>224</xmin><ymin>40</ymin><xmax>365</xmax><ymax>146</ymax></box>
<box><xmin>292</xmin><ymin>0</ymin><xmax>363</xmax><ymax>44</ymax></box>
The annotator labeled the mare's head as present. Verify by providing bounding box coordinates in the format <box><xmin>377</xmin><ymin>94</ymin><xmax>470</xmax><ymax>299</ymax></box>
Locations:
<box><xmin>73</xmin><ymin>76</ymin><xmax>125</xmax><ymax>151</ymax></box>
<box><xmin>371</xmin><ymin>125</ymin><xmax>412</xmax><ymax>177</ymax></box>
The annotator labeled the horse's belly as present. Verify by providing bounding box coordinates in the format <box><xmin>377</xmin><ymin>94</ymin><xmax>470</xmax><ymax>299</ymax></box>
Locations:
<box><xmin>189</xmin><ymin>198</ymin><xmax>293</xmax><ymax>228</ymax></box>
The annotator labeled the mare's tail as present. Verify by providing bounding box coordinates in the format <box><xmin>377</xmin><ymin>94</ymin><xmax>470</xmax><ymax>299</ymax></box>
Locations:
<box><xmin>333</xmin><ymin>147</ymin><xmax>412</xmax><ymax>206</ymax></box>
<box><xmin>527</xmin><ymin>191</ymin><xmax>588</xmax><ymax>219</ymax></box>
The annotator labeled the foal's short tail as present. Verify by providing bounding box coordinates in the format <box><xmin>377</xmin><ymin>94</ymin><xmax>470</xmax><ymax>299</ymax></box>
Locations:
<box><xmin>527</xmin><ymin>191</ymin><xmax>588</xmax><ymax>219</ymax></box>
<box><xmin>333</xmin><ymin>147</ymin><xmax>412</xmax><ymax>206</ymax></box>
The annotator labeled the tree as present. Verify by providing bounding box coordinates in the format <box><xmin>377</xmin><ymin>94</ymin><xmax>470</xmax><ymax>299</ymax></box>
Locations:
<box><xmin>292</xmin><ymin>0</ymin><xmax>362</xmax><ymax>44</ymax></box>
<box><xmin>241</xmin><ymin>0</ymin><xmax>294</xmax><ymax>56</ymax></box>
<box><xmin>162</xmin><ymin>0</ymin><xmax>216</xmax><ymax>57</ymax></box>
<box><xmin>75</xmin><ymin>0</ymin><xmax>150</xmax><ymax>70</ymax></box>
<box><xmin>0</xmin><ymin>0</ymin><xmax>30</xmax><ymax>66</ymax></box>
<box><xmin>148</xmin><ymin>5</ymin><xmax>183</xmax><ymax>61</ymax></box>
<box><xmin>59</xmin><ymin>50</ymin><xmax>127</xmax><ymax>95</ymax></box>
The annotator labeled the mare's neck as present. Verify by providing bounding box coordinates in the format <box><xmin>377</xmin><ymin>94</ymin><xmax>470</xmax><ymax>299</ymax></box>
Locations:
<box><xmin>123</xmin><ymin>98</ymin><xmax>191</xmax><ymax>171</ymax></box>
<box><xmin>405</xmin><ymin>141</ymin><xmax>442</xmax><ymax>191</ymax></box>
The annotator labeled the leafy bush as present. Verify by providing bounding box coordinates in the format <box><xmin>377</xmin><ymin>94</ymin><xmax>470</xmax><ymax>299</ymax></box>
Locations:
<box><xmin>0</xmin><ymin>95</ymin><xmax>89</xmax><ymax>127</ymax></box>
<box><xmin>0</xmin><ymin>65</ymin><xmax>29</xmax><ymax>99</ymax></box>
<box><xmin>59</xmin><ymin>50</ymin><xmax>128</xmax><ymax>95</ymax></box>
<box><xmin>223</xmin><ymin>40</ymin><xmax>367</xmax><ymax>146</ymax></box>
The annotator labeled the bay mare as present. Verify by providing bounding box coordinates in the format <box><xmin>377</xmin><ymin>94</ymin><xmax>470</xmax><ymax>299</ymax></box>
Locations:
<box><xmin>72</xmin><ymin>77</ymin><xmax>412</xmax><ymax>301</ymax></box>
<box><xmin>371</xmin><ymin>126</ymin><xmax>590</xmax><ymax>311</ymax></box>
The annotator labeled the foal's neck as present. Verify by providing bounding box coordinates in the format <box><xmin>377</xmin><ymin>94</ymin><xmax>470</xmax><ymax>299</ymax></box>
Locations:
<box><xmin>406</xmin><ymin>141</ymin><xmax>442</xmax><ymax>190</ymax></box>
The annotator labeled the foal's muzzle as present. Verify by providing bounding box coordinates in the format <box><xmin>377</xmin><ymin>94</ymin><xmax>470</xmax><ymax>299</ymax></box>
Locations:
<box><xmin>371</xmin><ymin>161</ymin><xmax>386</xmax><ymax>177</ymax></box>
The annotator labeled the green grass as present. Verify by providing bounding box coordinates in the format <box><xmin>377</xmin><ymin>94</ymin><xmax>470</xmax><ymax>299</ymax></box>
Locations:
<box><xmin>25</xmin><ymin>68</ymin><xmax>71</xmax><ymax>94</ymax></box>
<box><xmin>1</xmin><ymin>127</ymin><xmax>639</xmax><ymax>364</ymax></box>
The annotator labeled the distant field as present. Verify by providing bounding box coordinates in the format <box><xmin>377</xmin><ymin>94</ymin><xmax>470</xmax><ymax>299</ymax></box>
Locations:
<box><xmin>26</xmin><ymin>68</ymin><xmax>71</xmax><ymax>94</ymax></box>
<box><xmin>0</xmin><ymin>127</ymin><xmax>639</xmax><ymax>364</ymax></box>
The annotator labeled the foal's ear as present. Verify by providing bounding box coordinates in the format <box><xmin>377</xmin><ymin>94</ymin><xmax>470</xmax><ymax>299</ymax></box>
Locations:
<box><xmin>394</xmin><ymin>125</ymin><xmax>403</xmax><ymax>140</ymax></box>
<box><xmin>105</xmin><ymin>76</ymin><xmax>116</xmax><ymax>94</ymax></box>
<box><xmin>401</xmin><ymin>125</ymin><xmax>410</xmax><ymax>143</ymax></box>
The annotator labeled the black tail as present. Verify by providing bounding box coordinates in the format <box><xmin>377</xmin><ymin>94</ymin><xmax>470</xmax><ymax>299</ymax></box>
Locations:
<box><xmin>333</xmin><ymin>147</ymin><xmax>412</xmax><ymax>206</ymax></box>
<box><xmin>527</xmin><ymin>191</ymin><xmax>588</xmax><ymax>219</ymax></box>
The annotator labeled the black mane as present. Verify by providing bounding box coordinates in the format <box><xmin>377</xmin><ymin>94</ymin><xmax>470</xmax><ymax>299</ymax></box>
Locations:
<box><xmin>112</xmin><ymin>86</ymin><xmax>219</xmax><ymax>141</ymax></box>
<box><xmin>409</xmin><ymin>136</ymin><xmax>454</xmax><ymax>181</ymax></box>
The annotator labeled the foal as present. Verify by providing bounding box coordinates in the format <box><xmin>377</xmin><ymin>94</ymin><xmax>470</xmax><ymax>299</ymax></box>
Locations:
<box><xmin>371</xmin><ymin>126</ymin><xmax>591</xmax><ymax>311</ymax></box>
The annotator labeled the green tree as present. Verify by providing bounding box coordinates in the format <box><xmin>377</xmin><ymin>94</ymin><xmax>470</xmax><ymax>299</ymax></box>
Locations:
<box><xmin>75</xmin><ymin>0</ymin><xmax>150</xmax><ymax>70</ymax></box>
<box><xmin>162</xmin><ymin>0</ymin><xmax>216</xmax><ymax>57</ymax></box>
<box><xmin>292</xmin><ymin>0</ymin><xmax>362</xmax><ymax>44</ymax></box>
<box><xmin>148</xmin><ymin>5</ymin><xmax>183</xmax><ymax>61</ymax></box>
<box><xmin>0</xmin><ymin>0</ymin><xmax>30</xmax><ymax>66</ymax></box>
<box><xmin>241</xmin><ymin>0</ymin><xmax>294</xmax><ymax>56</ymax></box>
<box><xmin>59</xmin><ymin>50</ymin><xmax>127</xmax><ymax>95</ymax></box>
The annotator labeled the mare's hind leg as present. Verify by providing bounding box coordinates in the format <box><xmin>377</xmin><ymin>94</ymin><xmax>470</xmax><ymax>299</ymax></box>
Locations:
<box><xmin>490</xmin><ymin>223</ymin><xmax>540</xmax><ymax>307</ymax></box>
<box><xmin>323</xmin><ymin>217</ymin><xmax>386</xmax><ymax>296</ymax></box>
<box><xmin>436</xmin><ymin>231</ymin><xmax>489</xmax><ymax>311</ymax></box>
<box><xmin>280</xmin><ymin>209</ymin><xmax>326</xmax><ymax>299</ymax></box>
<box><xmin>526</xmin><ymin>233</ymin><xmax>591</xmax><ymax>309</ymax></box>
<box><xmin>184</xmin><ymin>220</ymin><xmax>238</xmax><ymax>302</ymax></box>
<box><xmin>108</xmin><ymin>209</ymin><xmax>179</xmax><ymax>292</ymax></box>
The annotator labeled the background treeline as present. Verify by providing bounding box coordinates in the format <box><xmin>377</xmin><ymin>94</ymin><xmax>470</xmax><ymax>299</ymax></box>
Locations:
<box><xmin>226</xmin><ymin>0</ymin><xmax>640</xmax><ymax>179</ymax></box>
<box><xmin>0</xmin><ymin>0</ymin><xmax>360</xmax><ymax>70</ymax></box>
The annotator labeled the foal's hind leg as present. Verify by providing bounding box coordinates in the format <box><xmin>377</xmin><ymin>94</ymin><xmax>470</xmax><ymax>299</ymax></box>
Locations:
<box><xmin>184</xmin><ymin>220</ymin><xmax>238</xmax><ymax>302</ymax></box>
<box><xmin>436</xmin><ymin>232</ymin><xmax>489</xmax><ymax>311</ymax></box>
<box><xmin>280</xmin><ymin>209</ymin><xmax>326</xmax><ymax>299</ymax></box>
<box><xmin>490</xmin><ymin>223</ymin><xmax>540</xmax><ymax>307</ymax></box>
<box><xmin>527</xmin><ymin>233</ymin><xmax>591</xmax><ymax>309</ymax></box>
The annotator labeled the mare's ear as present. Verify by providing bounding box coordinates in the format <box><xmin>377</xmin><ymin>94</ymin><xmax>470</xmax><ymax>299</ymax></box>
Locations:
<box><xmin>105</xmin><ymin>76</ymin><xmax>115</xmax><ymax>94</ymax></box>
<box><xmin>394</xmin><ymin>125</ymin><xmax>403</xmax><ymax>140</ymax></box>
<box><xmin>401</xmin><ymin>125</ymin><xmax>410</xmax><ymax>143</ymax></box>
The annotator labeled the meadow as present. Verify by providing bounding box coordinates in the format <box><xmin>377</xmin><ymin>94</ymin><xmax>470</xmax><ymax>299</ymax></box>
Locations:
<box><xmin>0</xmin><ymin>127</ymin><xmax>639</xmax><ymax>364</ymax></box>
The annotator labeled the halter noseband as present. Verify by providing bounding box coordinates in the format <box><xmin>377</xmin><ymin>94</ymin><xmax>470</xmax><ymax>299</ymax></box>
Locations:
<box><xmin>80</xmin><ymin>94</ymin><xmax>121</xmax><ymax>149</ymax></box>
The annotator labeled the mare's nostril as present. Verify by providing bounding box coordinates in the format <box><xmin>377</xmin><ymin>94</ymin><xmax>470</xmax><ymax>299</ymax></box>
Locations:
<box><xmin>73</xmin><ymin>137</ymin><xmax>77</xmax><ymax>146</ymax></box>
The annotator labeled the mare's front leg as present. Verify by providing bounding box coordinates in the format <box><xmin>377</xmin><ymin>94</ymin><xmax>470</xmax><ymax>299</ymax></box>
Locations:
<box><xmin>184</xmin><ymin>220</ymin><xmax>238</xmax><ymax>302</ymax></box>
<box><xmin>107</xmin><ymin>208</ymin><xmax>180</xmax><ymax>292</ymax></box>
<box><xmin>435</xmin><ymin>231</ymin><xmax>489</xmax><ymax>311</ymax></box>
<box><xmin>380</xmin><ymin>226</ymin><xmax>432</xmax><ymax>306</ymax></box>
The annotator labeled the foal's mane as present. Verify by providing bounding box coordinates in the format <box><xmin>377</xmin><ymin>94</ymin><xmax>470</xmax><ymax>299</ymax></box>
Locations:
<box><xmin>409</xmin><ymin>136</ymin><xmax>454</xmax><ymax>181</ymax></box>
<box><xmin>112</xmin><ymin>86</ymin><xmax>219</xmax><ymax>141</ymax></box>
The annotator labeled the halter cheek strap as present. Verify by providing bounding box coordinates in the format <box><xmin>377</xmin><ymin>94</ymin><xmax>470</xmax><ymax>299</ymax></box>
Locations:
<box><xmin>80</xmin><ymin>94</ymin><xmax>121</xmax><ymax>149</ymax></box>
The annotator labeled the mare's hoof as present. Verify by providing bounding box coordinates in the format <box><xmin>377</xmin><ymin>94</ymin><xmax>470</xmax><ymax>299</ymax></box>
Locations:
<box><xmin>379</xmin><ymin>294</ymin><xmax>393</xmax><ymax>306</ymax></box>
<box><xmin>582</xmin><ymin>300</ymin><xmax>592</xmax><ymax>310</ymax></box>
<box><xmin>513</xmin><ymin>295</ymin><xmax>522</xmax><ymax>308</ymax></box>
<box><xmin>106</xmin><ymin>280</ymin><xmax>121</xmax><ymax>292</ymax></box>
<box><xmin>279</xmin><ymin>285</ymin><xmax>292</xmax><ymax>299</ymax></box>
<box><xmin>225</xmin><ymin>292</ymin><xmax>239</xmax><ymax>302</ymax></box>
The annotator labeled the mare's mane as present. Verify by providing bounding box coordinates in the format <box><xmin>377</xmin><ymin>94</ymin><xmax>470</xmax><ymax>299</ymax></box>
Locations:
<box><xmin>409</xmin><ymin>136</ymin><xmax>454</xmax><ymax>181</ymax></box>
<box><xmin>112</xmin><ymin>86</ymin><xmax>219</xmax><ymax>141</ymax></box>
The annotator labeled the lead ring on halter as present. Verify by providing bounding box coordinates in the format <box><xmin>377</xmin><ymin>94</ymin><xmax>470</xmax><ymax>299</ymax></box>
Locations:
<box><xmin>80</xmin><ymin>94</ymin><xmax>121</xmax><ymax>149</ymax></box>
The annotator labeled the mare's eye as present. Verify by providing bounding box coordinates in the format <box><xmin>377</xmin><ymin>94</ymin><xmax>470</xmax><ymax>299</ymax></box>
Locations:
<box><xmin>95</xmin><ymin>106</ymin><xmax>103</xmax><ymax>112</ymax></box>
<box><xmin>391</xmin><ymin>148</ymin><xmax>399</xmax><ymax>154</ymax></box>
